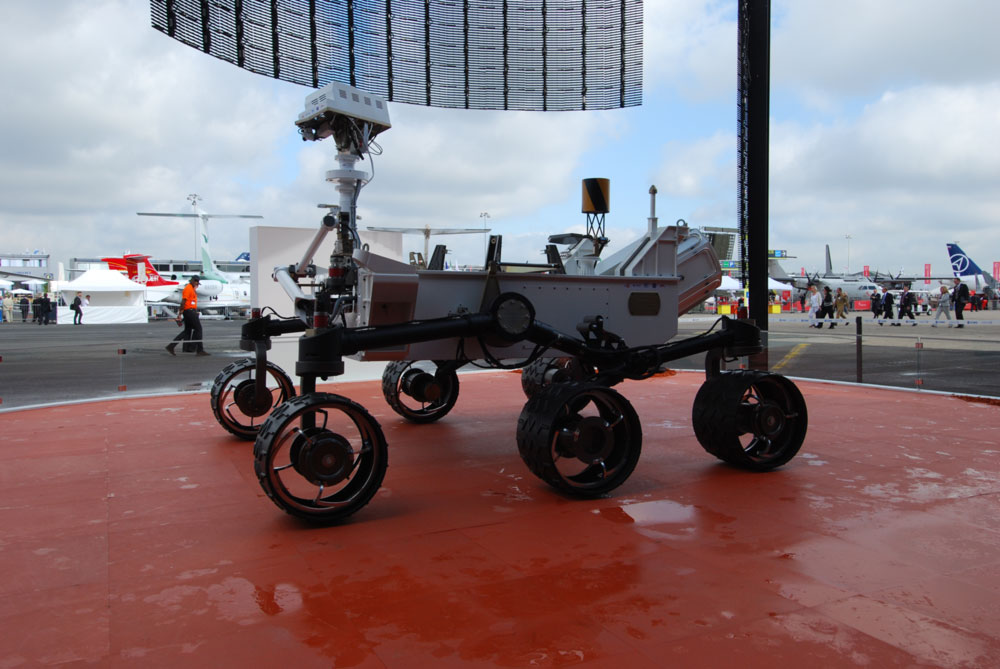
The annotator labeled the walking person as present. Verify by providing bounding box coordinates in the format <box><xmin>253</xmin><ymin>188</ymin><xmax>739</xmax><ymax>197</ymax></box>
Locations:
<box><xmin>818</xmin><ymin>286</ymin><xmax>837</xmax><ymax>328</ymax></box>
<box><xmin>2</xmin><ymin>293</ymin><xmax>13</xmax><ymax>324</ymax></box>
<box><xmin>878</xmin><ymin>286</ymin><xmax>894</xmax><ymax>326</ymax></box>
<box><xmin>39</xmin><ymin>293</ymin><xmax>52</xmax><ymax>325</ymax></box>
<box><xmin>166</xmin><ymin>276</ymin><xmax>209</xmax><ymax>356</ymax></box>
<box><xmin>952</xmin><ymin>277</ymin><xmax>969</xmax><ymax>328</ymax></box>
<box><xmin>834</xmin><ymin>287</ymin><xmax>849</xmax><ymax>320</ymax></box>
<box><xmin>931</xmin><ymin>285</ymin><xmax>952</xmax><ymax>327</ymax></box>
<box><xmin>807</xmin><ymin>285</ymin><xmax>822</xmax><ymax>327</ymax></box>
<box><xmin>19</xmin><ymin>296</ymin><xmax>29</xmax><ymax>322</ymax></box>
<box><xmin>894</xmin><ymin>284</ymin><xmax>916</xmax><ymax>326</ymax></box>
<box><xmin>870</xmin><ymin>289</ymin><xmax>882</xmax><ymax>320</ymax></box>
<box><xmin>71</xmin><ymin>292</ymin><xmax>84</xmax><ymax>325</ymax></box>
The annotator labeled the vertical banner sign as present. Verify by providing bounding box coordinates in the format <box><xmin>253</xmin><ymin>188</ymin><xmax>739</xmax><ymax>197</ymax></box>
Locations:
<box><xmin>863</xmin><ymin>265</ymin><xmax>870</xmax><ymax>277</ymax></box>
<box><xmin>924</xmin><ymin>264</ymin><xmax>931</xmax><ymax>285</ymax></box>
<box><xmin>994</xmin><ymin>261</ymin><xmax>1000</xmax><ymax>281</ymax></box>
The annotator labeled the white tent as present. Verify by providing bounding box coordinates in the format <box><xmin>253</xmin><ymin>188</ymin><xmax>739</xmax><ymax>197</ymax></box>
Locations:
<box><xmin>718</xmin><ymin>275</ymin><xmax>741</xmax><ymax>291</ymax></box>
<box><xmin>57</xmin><ymin>269</ymin><xmax>147</xmax><ymax>324</ymax></box>
<box><xmin>716</xmin><ymin>276</ymin><xmax>794</xmax><ymax>292</ymax></box>
<box><xmin>0</xmin><ymin>278</ymin><xmax>12</xmax><ymax>289</ymax></box>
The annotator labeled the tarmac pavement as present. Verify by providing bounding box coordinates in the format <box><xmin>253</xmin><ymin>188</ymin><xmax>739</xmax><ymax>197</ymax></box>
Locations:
<box><xmin>1</xmin><ymin>311</ymin><xmax>998</xmax><ymax>411</ymax></box>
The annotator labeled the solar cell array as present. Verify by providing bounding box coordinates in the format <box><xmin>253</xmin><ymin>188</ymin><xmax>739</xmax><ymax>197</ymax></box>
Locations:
<box><xmin>151</xmin><ymin>0</ymin><xmax>643</xmax><ymax>111</ymax></box>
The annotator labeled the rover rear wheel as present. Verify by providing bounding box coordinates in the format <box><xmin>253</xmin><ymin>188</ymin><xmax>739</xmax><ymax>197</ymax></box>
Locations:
<box><xmin>520</xmin><ymin>356</ymin><xmax>595</xmax><ymax>399</ymax></box>
<box><xmin>254</xmin><ymin>393</ymin><xmax>388</xmax><ymax>524</ymax></box>
<box><xmin>210</xmin><ymin>359</ymin><xmax>296</xmax><ymax>441</ymax></box>
<box><xmin>517</xmin><ymin>382</ymin><xmax>642</xmax><ymax>497</ymax></box>
<box><xmin>692</xmin><ymin>371</ymin><xmax>808</xmax><ymax>470</ymax></box>
<box><xmin>381</xmin><ymin>360</ymin><xmax>459</xmax><ymax>423</ymax></box>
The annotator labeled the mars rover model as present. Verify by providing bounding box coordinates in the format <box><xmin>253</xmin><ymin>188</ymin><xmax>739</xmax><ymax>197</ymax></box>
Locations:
<box><xmin>208</xmin><ymin>82</ymin><xmax>808</xmax><ymax>524</ymax></box>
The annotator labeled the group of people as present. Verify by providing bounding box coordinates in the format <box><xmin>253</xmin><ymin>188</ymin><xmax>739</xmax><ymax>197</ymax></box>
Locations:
<box><xmin>0</xmin><ymin>292</ymin><xmax>92</xmax><ymax>325</ymax></box>
<box><xmin>869</xmin><ymin>277</ymin><xmax>972</xmax><ymax>328</ymax></box>
<box><xmin>870</xmin><ymin>285</ymin><xmax>918</xmax><ymax>326</ymax></box>
<box><xmin>805</xmin><ymin>277</ymin><xmax>980</xmax><ymax>329</ymax></box>
<box><xmin>0</xmin><ymin>294</ymin><xmax>33</xmax><ymax>323</ymax></box>
<box><xmin>806</xmin><ymin>285</ymin><xmax>849</xmax><ymax>328</ymax></box>
<box><xmin>928</xmin><ymin>278</ymin><xmax>971</xmax><ymax>328</ymax></box>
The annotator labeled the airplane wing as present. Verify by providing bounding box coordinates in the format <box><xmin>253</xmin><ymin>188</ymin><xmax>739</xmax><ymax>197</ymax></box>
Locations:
<box><xmin>0</xmin><ymin>269</ymin><xmax>50</xmax><ymax>281</ymax></box>
<box><xmin>423</xmin><ymin>228</ymin><xmax>491</xmax><ymax>235</ymax></box>
<box><xmin>136</xmin><ymin>213</ymin><xmax>263</xmax><ymax>219</ymax></box>
<box><xmin>366</xmin><ymin>226</ymin><xmax>489</xmax><ymax>235</ymax></box>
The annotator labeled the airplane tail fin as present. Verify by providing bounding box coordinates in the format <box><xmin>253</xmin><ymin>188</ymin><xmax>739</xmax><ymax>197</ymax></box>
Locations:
<box><xmin>768</xmin><ymin>257</ymin><xmax>790</xmax><ymax>280</ymax></box>
<box><xmin>825</xmin><ymin>244</ymin><xmax>833</xmax><ymax>276</ymax></box>
<box><xmin>947</xmin><ymin>243</ymin><xmax>985</xmax><ymax>276</ymax></box>
<box><xmin>948</xmin><ymin>242</ymin><xmax>996</xmax><ymax>290</ymax></box>
<box><xmin>195</xmin><ymin>213</ymin><xmax>228</xmax><ymax>284</ymax></box>
<box><xmin>138</xmin><ymin>258</ymin><xmax>178</xmax><ymax>286</ymax></box>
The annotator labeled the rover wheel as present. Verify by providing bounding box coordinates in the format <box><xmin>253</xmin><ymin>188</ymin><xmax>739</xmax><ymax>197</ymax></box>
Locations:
<box><xmin>211</xmin><ymin>359</ymin><xmax>296</xmax><ymax>441</ymax></box>
<box><xmin>381</xmin><ymin>360</ymin><xmax>459</xmax><ymax>423</ymax></box>
<box><xmin>520</xmin><ymin>356</ymin><xmax>594</xmax><ymax>399</ymax></box>
<box><xmin>692</xmin><ymin>371</ymin><xmax>808</xmax><ymax>470</ymax></box>
<box><xmin>254</xmin><ymin>393</ymin><xmax>388</xmax><ymax>524</ymax></box>
<box><xmin>517</xmin><ymin>382</ymin><xmax>642</xmax><ymax>497</ymax></box>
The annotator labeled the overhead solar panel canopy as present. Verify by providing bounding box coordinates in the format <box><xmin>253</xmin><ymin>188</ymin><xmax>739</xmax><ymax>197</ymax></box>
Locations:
<box><xmin>151</xmin><ymin>0</ymin><xmax>643</xmax><ymax>111</ymax></box>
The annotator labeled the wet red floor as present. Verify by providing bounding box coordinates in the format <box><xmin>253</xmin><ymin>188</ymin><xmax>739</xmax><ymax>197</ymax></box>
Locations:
<box><xmin>2</xmin><ymin>371</ymin><xmax>999</xmax><ymax>667</ymax></box>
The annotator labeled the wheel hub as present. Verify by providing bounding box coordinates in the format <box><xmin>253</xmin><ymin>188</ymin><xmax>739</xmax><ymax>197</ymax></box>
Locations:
<box><xmin>291</xmin><ymin>428</ymin><xmax>355</xmax><ymax>485</ymax></box>
<box><xmin>753</xmin><ymin>402</ymin><xmax>786</xmax><ymax>438</ymax></box>
<box><xmin>401</xmin><ymin>369</ymin><xmax>442</xmax><ymax>403</ymax></box>
<box><xmin>556</xmin><ymin>415</ymin><xmax>615</xmax><ymax>464</ymax></box>
<box><xmin>233</xmin><ymin>379</ymin><xmax>274</xmax><ymax>417</ymax></box>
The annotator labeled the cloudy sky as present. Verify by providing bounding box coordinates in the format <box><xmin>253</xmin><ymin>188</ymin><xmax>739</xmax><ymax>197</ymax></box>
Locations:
<box><xmin>2</xmin><ymin>0</ymin><xmax>998</xmax><ymax>280</ymax></box>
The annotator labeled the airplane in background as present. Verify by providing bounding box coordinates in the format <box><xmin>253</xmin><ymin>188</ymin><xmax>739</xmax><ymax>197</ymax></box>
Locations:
<box><xmin>134</xmin><ymin>195</ymin><xmax>259</xmax><ymax>309</ymax></box>
<box><xmin>101</xmin><ymin>253</ymin><xmax>250</xmax><ymax>310</ymax></box>
<box><xmin>768</xmin><ymin>254</ymin><xmax>882</xmax><ymax>302</ymax></box>
<box><xmin>947</xmin><ymin>243</ymin><xmax>997</xmax><ymax>294</ymax></box>
<box><xmin>366</xmin><ymin>224</ymin><xmax>491</xmax><ymax>268</ymax></box>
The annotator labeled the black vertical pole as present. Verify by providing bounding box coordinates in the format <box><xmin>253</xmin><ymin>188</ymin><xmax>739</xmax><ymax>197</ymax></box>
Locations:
<box><xmin>741</xmin><ymin>0</ymin><xmax>770</xmax><ymax>369</ymax></box>
<box><xmin>855</xmin><ymin>316</ymin><xmax>863</xmax><ymax>383</ymax></box>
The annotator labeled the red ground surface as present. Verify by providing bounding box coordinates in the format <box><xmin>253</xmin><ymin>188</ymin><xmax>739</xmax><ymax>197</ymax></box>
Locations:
<box><xmin>2</xmin><ymin>371</ymin><xmax>998</xmax><ymax>667</ymax></box>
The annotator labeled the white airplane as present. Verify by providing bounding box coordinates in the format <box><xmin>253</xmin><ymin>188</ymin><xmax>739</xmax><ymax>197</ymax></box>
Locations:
<box><xmin>366</xmin><ymin>224</ymin><xmax>491</xmax><ymax>268</ymax></box>
<box><xmin>135</xmin><ymin>194</ymin><xmax>260</xmax><ymax>309</ymax></box>
<box><xmin>768</xmin><ymin>257</ymin><xmax>882</xmax><ymax>302</ymax></box>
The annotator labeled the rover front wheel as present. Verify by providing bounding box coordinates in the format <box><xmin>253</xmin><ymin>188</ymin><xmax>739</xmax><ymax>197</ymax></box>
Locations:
<box><xmin>254</xmin><ymin>393</ymin><xmax>388</xmax><ymax>524</ymax></box>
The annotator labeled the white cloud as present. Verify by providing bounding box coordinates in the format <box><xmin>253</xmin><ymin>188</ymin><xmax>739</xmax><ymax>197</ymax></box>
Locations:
<box><xmin>2</xmin><ymin>0</ymin><xmax>999</xmax><ymax>283</ymax></box>
<box><xmin>769</xmin><ymin>83</ymin><xmax>1000</xmax><ymax>272</ymax></box>
<box><xmin>644</xmin><ymin>0</ymin><xmax>735</xmax><ymax>101</ymax></box>
<box><xmin>654</xmin><ymin>132</ymin><xmax>734</xmax><ymax>198</ymax></box>
<box><xmin>773</xmin><ymin>0</ymin><xmax>1000</xmax><ymax>106</ymax></box>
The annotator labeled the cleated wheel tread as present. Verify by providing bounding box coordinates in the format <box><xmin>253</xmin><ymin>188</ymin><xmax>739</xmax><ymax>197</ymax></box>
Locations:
<box><xmin>210</xmin><ymin>358</ymin><xmax>295</xmax><ymax>441</ymax></box>
<box><xmin>516</xmin><ymin>382</ymin><xmax>641</xmax><ymax>498</ymax></box>
<box><xmin>520</xmin><ymin>356</ymin><xmax>594</xmax><ymax>399</ymax></box>
<box><xmin>253</xmin><ymin>392</ymin><xmax>388</xmax><ymax>524</ymax></box>
<box><xmin>381</xmin><ymin>360</ymin><xmax>459</xmax><ymax>423</ymax></box>
<box><xmin>692</xmin><ymin>370</ymin><xmax>808</xmax><ymax>471</ymax></box>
